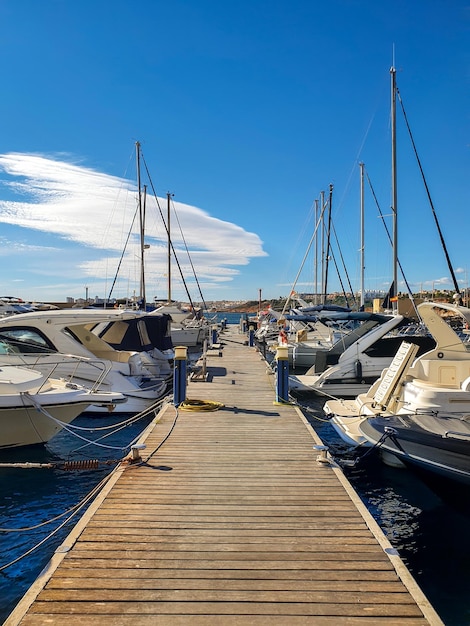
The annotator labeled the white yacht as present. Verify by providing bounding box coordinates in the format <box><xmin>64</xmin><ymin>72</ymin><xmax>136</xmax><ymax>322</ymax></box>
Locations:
<box><xmin>290</xmin><ymin>314</ymin><xmax>433</xmax><ymax>398</ymax></box>
<box><xmin>0</xmin><ymin>308</ymin><xmax>169</xmax><ymax>413</ymax></box>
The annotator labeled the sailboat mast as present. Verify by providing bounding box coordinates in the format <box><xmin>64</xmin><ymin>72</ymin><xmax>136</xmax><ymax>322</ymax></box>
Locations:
<box><xmin>323</xmin><ymin>184</ymin><xmax>333</xmax><ymax>305</ymax></box>
<box><xmin>390</xmin><ymin>66</ymin><xmax>398</xmax><ymax>314</ymax></box>
<box><xmin>314</xmin><ymin>198</ymin><xmax>319</xmax><ymax>305</ymax></box>
<box><xmin>320</xmin><ymin>190</ymin><xmax>325</xmax><ymax>301</ymax></box>
<box><xmin>167</xmin><ymin>192</ymin><xmax>172</xmax><ymax>303</ymax></box>
<box><xmin>136</xmin><ymin>141</ymin><xmax>146</xmax><ymax>310</ymax></box>
<box><xmin>359</xmin><ymin>162</ymin><xmax>365</xmax><ymax>309</ymax></box>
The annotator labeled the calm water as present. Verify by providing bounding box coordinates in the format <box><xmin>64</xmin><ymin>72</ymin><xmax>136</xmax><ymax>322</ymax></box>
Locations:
<box><xmin>1</xmin><ymin>317</ymin><xmax>469</xmax><ymax>625</ymax></box>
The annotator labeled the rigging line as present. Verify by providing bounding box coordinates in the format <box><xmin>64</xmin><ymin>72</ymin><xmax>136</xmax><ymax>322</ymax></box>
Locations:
<box><xmin>280</xmin><ymin>199</ymin><xmax>318</xmax><ymax>286</ymax></box>
<box><xmin>107</xmin><ymin>200</ymin><xmax>139</xmax><ymax>301</ymax></box>
<box><xmin>334</xmin><ymin>93</ymin><xmax>384</xmax><ymax>219</ymax></box>
<box><xmin>0</xmin><ymin>466</ymin><xmax>118</xmax><ymax>533</ymax></box>
<box><xmin>70</xmin><ymin>423</ymin><xmax>143</xmax><ymax>454</ymax></box>
<box><xmin>327</xmin><ymin>245</ymin><xmax>351</xmax><ymax>308</ymax></box>
<box><xmin>281</xmin><ymin>198</ymin><xmax>329</xmax><ymax>316</ymax></box>
<box><xmin>51</xmin><ymin>410</ymin><xmax>151</xmax><ymax>433</ymax></box>
<box><xmin>330</xmin><ymin>222</ymin><xmax>357</xmax><ymax>308</ymax></box>
<box><xmin>70</xmin><ymin>400</ymin><xmax>165</xmax><ymax>454</ymax></box>
<box><xmin>396</xmin><ymin>87</ymin><xmax>461</xmax><ymax>298</ymax></box>
<box><xmin>89</xmin><ymin>147</ymin><xmax>136</xmax><ymax>300</ymax></box>
<box><xmin>139</xmin><ymin>151</ymin><xmax>196</xmax><ymax>309</ymax></box>
<box><xmin>0</xmin><ymin>467</ymin><xmax>121</xmax><ymax>571</ymax></box>
<box><xmin>170</xmin><ymin>195</ymin><xmax>209</xmax><ymax>311</ymax></box>
<box><xmin>364</xmin><ymin>168</ymin><xmax>421</xmax><ymax>321</ymax></box>
<box><xmin>20</xmin><ymin>394</ymin><xmax>133</xmax><ymax>451</ymax></box>
<box><xmin>139</xmin><ymin>403</ymin><xmax>180</xmax><ymax>463</ymax></box>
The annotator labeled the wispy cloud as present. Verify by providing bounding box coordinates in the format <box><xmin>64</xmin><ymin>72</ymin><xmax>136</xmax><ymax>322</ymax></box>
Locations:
<box><xmin>0</xmin><ymin>153</ymin><xmax>267</xmax><ymax>300</ymax></box>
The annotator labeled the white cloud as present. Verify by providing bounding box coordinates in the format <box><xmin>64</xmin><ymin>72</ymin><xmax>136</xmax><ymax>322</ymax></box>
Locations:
<box><xmin>0</xmin><ymin>153</ymin><xmax>267</xmax><ymax>300</ymax></box>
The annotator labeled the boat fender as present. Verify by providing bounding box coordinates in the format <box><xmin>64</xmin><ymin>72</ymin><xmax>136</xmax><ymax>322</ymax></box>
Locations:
<box><xmin>355</xmin><ymin>359</ymin><xmax>362</xmax><ymax>380</ymax></box>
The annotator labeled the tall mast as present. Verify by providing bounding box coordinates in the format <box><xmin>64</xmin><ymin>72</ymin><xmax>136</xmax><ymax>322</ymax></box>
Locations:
<box><xmin>136</xmin><ymin>141</ymin><xmax>146</xmax><ymax>310</ymax></box>
<box><xmin>166</xmin><ymin>192</ymin><xmax>172</xmax><ymax>303</ymax></box>
<box><xmin>141</xmin><ymin>185</ymin><xmax>147</xmax><ymax>309</ymax></box>
<box><xmin>359</xmin><ymin>162</ymin><xmax>365</xmax><ymax>309</ymax></box>
<box><xmin>320</xmin><ymin>190</ymin><xmax>325</xmax><ymax>300</ymax></box>
<box><xmin>323</xmin><ymin>184</ymin><xmax>333</xmax><ymax>304</ymax></box>
<box><xmin>314</xmin><ymin>198</ymin><xmax>319</xmax><ymax>304</ymax></box>
<box><xmin>390</xmin><ymin>65</ymin><xmax>398</xmax><ymax>314</ymax></box>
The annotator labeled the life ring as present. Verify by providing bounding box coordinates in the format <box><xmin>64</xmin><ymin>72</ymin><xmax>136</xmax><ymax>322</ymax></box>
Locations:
<box><xmin>279</xmin><ymin>329</ymin><xmax>288</xmax><ymax>345</ymax></box>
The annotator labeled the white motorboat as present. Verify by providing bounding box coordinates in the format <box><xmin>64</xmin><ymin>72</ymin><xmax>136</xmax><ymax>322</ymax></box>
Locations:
<box><xmin>267</xmin><ymin>304</ymin><xmax>354</xmax><ymax>368</ymax></box>
<box><xmin>0</xmin><ymin>363</ymin><xmax>126</xmax><ymax>448</ymax></box>
<box><xmin>150</xmin><ymin>302</ymin><xmax>212</xmax><ymax>347</ymax></box>
<box><xmin>290</xmin><ymin>313</ymin><xmax>433</xmax><ymax>399</ymax></box>
<box><xmin>285</xmin><ymin>311</ymin><xmax>397</xmax><ymax>372</ymax></box>
<box><xmin>0</xmin><ymin>308</ymin><xmax>169</xmax><ymax>413</ymax></box>
<box><xmin>324</xmin><ymin>301</ymin><xmax>470</xmax><ymax>450</ymax></box>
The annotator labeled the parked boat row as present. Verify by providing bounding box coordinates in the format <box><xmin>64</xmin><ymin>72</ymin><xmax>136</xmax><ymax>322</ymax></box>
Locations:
<box><xmin>324</xmin><ymin>301</ymin><xmax>470</xmax><ymax>488</ymax></box>
<box><xmin>0</xmin><ymin>303</ymin><xmax>214</xmax><ymax>449</ymax></box>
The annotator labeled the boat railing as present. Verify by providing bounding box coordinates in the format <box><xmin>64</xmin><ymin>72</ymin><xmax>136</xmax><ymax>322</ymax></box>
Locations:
<box><xmin>444</xmin><ymin>430</ymin><xmax>470</xmax><ymax>441</ymax></box>
<box><xmin>0</xmin><ymin>353</ymin><xmax>113</xmax><ymax>394</ymax></box>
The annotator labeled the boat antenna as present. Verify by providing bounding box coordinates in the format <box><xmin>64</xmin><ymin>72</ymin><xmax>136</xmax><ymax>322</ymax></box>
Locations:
<box><xmin>396</xmin><ymin>87</ymin><xmax>462</xmax><ymax>301</ymax></box>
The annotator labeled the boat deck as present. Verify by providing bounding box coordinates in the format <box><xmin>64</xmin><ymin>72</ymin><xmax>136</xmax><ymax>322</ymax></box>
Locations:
<box><xmin>5</xmin><ymin>325</ymin><xmax>442</xmax><ymax>625</ymax></box>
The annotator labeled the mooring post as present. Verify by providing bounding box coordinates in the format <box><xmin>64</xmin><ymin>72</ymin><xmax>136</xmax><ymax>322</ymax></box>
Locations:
<box><xmin>211</xmin><ymin>325</ymin><xmax>218</xmax><ymax>345</ymax></box>
<box><xmin>275</xmin><ymin>344</ymin><xmax>289</xmax><ymax>403</ymax></box>
<box><xmin>173</xmin><ymin>345</ymin><xmax>188</xmax><ymax>406</ymax></box>
<box><xmin>249</xmin><ymin>324</ymin><xmax>255</xmax><ymax>347</ymax></box>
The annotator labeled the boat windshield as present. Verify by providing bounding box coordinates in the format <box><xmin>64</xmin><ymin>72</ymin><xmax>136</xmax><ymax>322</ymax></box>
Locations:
<box><xmin>0</xmin><ymin>329</ymin><xmax>57</xmax><ymax>354</ymax></box>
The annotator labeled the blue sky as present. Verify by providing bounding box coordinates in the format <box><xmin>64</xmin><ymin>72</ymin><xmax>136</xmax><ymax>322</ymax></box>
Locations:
<box><xmin>0</xmin><ymin>0</ymin><xmax>468</xmax><ymax>304</ymax></box>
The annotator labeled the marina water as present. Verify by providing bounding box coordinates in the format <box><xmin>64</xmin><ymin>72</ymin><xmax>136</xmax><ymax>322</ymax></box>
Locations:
<box><xmin>0</xmin><ymin>313</ymin><xmax>469</xmax><ymax>624</ymax></box>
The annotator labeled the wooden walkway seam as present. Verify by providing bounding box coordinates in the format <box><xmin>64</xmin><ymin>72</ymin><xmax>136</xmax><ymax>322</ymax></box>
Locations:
<box><xmin>4</xmin><ymin>325</ymin><xmax>444</xmax><ymax>625</ymax></box>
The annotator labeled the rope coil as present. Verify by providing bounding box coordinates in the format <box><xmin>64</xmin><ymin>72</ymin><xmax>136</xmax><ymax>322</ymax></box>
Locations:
<box><xmin>179</xmin><ymin>399</ymin><xmax>224</xmax><ymax>412</ymax></box>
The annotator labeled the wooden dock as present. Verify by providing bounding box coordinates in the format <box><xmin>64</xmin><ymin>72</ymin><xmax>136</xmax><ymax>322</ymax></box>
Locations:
<box><xmin>5</xmin><ymin>325</ymin><xmax>443</xmax><ymax>625</ymax></box>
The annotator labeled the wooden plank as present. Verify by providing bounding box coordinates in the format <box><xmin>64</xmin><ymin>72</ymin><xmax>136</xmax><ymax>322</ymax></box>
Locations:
<box><xmin>19</xmin><ymin>618</ymin><xmax>429</xmax><ymax>626</ymax></box>
<box><xmin>27</xmin><ymin>600</ymin><xmax>425</xmax><ymax>617</ymax></box>
<box><xmin>47</xmin><ymin>566</ymin><xmax>400</xmax><ymax>581</ymax></box>
<box><xmin>46</xmin><ymin>578</ymin><xmax>407</xmax><ymax>592</ymax></box>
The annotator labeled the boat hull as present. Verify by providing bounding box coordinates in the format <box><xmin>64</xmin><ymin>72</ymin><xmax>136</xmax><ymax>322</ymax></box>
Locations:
<box><xmin>0</xmin><ymin>396</ymin><xmax>107</xmax><ymax>448</ymax></box>
<box><xmin>291</xmin><ymin>375</ymin><xmax>375</xmax><ymax>398</ymax></box>
<box><xmin>359</xmin><ymin>415</ymin><xmax>470</xmax><ymax>487</ymax></box>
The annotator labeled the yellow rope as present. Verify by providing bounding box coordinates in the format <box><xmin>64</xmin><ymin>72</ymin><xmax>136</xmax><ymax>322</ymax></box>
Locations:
<box><xmin>179</xmin><ymin>398</ymin><xmax>224</xmax><ymax>412</ymax></box>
